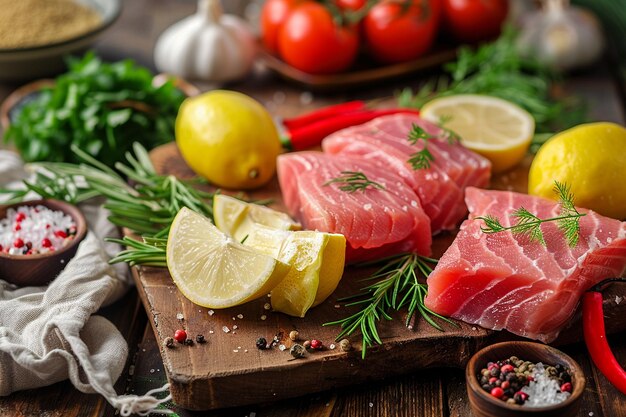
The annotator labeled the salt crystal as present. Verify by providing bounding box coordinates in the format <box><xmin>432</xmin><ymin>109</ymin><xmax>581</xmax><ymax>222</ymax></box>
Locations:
<box><xmin>233</xmin><ymin>349</ymin><xmax>239</xmax><ymax>353</ymax></box>
<box><xmin>176</xmin><ymin>313</ymin><xmax>184</xmax><ymax>320</ymax></box>
<box><xmin>300</xmin><ymin>92</ymin><xmax>313</xmax><ymax>105</ymax></box>
<box><xmin>260</xmin><ymin>315</ymin><xmax>267</xmax><ymax>321</ymax></box>
<box><xmin>329</xmin><ymin>344</ymin><xmax>336</xmax><ymax>350</ymax></box>
<box><xmin>233</xmin><ymin>325</ymin><xmax>238</xmax><ymax>330</ymax></box>
<box><xmin>472</xmin><ymin>327</ymin><xmax>477</xmax><ymax>331</ymax></box>
<box><xmin>209</xmin><ymin>330</ymin><xmax>214</xmax><ymax>334</ymax></box>
<box><xmin>128</xmin><ymin>365</ymin><xmax>135</xmax><ymax>376</ymax></box>
<box><xmin>279</xmin><ymin>344</ymin><xmax>287</xmax><ymax>351</ymax></box>
<box><xmin>334</xmin><ymin>304</ymin><xmax>341</xmax><ymax>309</ymax></box>
<box><xmin>369</xmin><ymin>402</ymin><xmax>374</xmax><ymax>408</ymax></box>
<box><xmin>208</xmin><ymin>310</ymin><xmax>215</xmax><ymax>316</ymax></box>
<box><xmin>363</xmin><ymin>204</ymin><xmax>372</xmax><ymax>210</ymax></box>
<box><xmin>222</xmin><ymin>326</ymin><xmax>230</xmax><ymax>333</ymax></box>
<box><xmin>589</xmin><ymin>412</ymin><xmax>594</xmax><ymax>416</ymax></box>
<box><xmin>411</xmin><ymin>200</ymin><xmax>418</xmax><ymax>207</ymax></box>
<box><xmin>237</xmin><ymin>314</ymin><xmax>244</xmax><ymax>319</ymax></box>
<box><xmin>149</xmin><ymin>369</ymin><xmax>155</xmax><ymax>374</ymax></box>
<box><xmin>522</xmin><ymin>363</ymin><xmax>571</xmax><ymax>407</ymax></box>
<box><xmin>232</xmin><ymin>317</ymin><xmax>236</xmax><ymax>321</ymax></box>
<box><xmin>264</xmin><ymin>303</ymin><xmax>271</xmax><ymax>310</ymax></box>
<box><xmin>244</xmin><ymin>349</ymin><xmax>248</xmax><ymax>353</ymax></box>
<box><xmin>616</xmin><ymin>296</ymin><xmax>623</xmax><ymax>305</ymax></box>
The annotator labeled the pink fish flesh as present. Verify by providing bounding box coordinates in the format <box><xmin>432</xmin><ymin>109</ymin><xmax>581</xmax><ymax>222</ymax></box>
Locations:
<box><xmin>424</xmin><ymin>187</ymin><xmax>626</xmax><ymax>343</ymax></box>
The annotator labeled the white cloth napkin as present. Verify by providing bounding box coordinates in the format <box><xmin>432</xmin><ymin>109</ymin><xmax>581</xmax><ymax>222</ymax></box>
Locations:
<box><xmin>0</xmin><ymin>150</ymin><xmax>171</xmax><ymax>415</ymax></box>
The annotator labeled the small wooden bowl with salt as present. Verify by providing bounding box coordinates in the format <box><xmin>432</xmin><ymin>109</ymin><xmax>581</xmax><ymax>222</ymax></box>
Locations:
<box><xmin>466</xmin><ymin>341</ymin><xmax>585</xmax><ymax>417</ymax></box>
<box><xmin>0</xmin><ymin>199</ymin><xmax>87</xmax><ymax>287</ymax></box>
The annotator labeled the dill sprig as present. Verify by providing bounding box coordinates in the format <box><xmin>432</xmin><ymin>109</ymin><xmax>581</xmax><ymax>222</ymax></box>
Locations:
<box><xmin>476</xmin><ymin>181</ymin><xmax>586</xmax><ymax>247</ymax></box>
<box><xmin>407</xmin><ymin>124</ymin><xmax>434</xmax><ymax>170</ymax></box>
<box><xmin>1</xmin><ymin>142</ymin><xmax>215</xmax><ymax>266</ymax></box>
<box><xmin>324</xmin><ymin>171</ymin><xmax>385</xmax><ymax>193</ymax></box>
<box><xmin>324</xmin><ymin>254</ymin><xmax>456</xmax><ymax>359</ymax></box>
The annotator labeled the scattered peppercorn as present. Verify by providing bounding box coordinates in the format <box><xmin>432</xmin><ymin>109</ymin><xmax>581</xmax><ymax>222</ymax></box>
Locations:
<box><xmin>173</xmin><ymin>329</ymin><xmax>187</xmax><ymax>343</ymax></box>
<box><xmin>561</xmin><ymin>382</ymin><xmax>572</xmax><ymax>393</ymax></box>
<box><xmin>164</xmin><ymin>337</ymin><xmax>175</xmax><ymax>348</ymax></box>
<box><xmin>256</xmin><ymin>337</ymin><xmax>268</xmax><ymax>350</ymax></box>
<box><xmin>196</xmin><ymin>334</ymin><xmax>206</xmax><ymax>344</ymax></box>
<box><xmin>491</xmin><ymin>387</ymin><xmax>504</xmax><ymax>399</ymax></box>
<box><xmin>339</xmin><ymin>339</ymin><xmax>352</xmax><ymax>352</ymax></box>
<box><xmin>303</xmin><ymin>340</ymin><xmax>311</xmax><ymax>349</ymax></box>
<box><xmin>289</xmin><ymin>330</ymin><xmax>299</xmax><ymax>341</ymax></box>
<box><xmin>310</xmin><ymin>339</ymin><xmax>323</xmax><ymax>350</ymax></box>
<box><xmin>290</xmin><ymin>344</ymin><xmax>306</xmax><ymax>359</ymax></box>
<box><xmin>184</xmin><ymin>338</ymin><xmax>194</xmax><ymax>346</ymax></box>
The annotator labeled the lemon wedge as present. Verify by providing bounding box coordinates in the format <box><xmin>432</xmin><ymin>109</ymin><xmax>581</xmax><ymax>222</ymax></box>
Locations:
<box><xmin>166</xmin><ymin>207</ymin><xmax>289</xmax><ymax>309</ymax></box>
<box><xmin>244</xmin><ymin>224</ymin><xmax>346</xmax><ymax>317</ymax></box>
<box><xmin>213</xmin><ymin>194</ymin><xmax>300</xmax><ymax>242</ymax></box>
<box><xmin>420</xmin><ymin>94</ymin><xmax>535</xmax><ymax>173</ymax></box>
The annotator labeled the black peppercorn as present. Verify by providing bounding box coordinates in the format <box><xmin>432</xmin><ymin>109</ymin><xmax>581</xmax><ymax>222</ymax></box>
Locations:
<box><xmin>256</xmin><ymin>337</ymin><xmax>268</xmax><ymax>350</ymax></box>
<box><xmin>184</xmin><ymin>338</ymin><xmax>194</xmax><ymax>346</ymax></box>
<box><xmin>164</xmin><ymin>337</ymin><xmax>175</xmax><ymax>348</ymax></box>
<box><xmin>196</xmin><ymin>334</ymin><xmax>206</xmax><ymax>343</ymax></box>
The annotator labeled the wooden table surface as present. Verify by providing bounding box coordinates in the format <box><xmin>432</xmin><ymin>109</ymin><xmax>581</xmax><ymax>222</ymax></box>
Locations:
<box><xmin>1</xmin><ymin>1</ymin><xmax>625</xmax><ymax>416</ymax></box>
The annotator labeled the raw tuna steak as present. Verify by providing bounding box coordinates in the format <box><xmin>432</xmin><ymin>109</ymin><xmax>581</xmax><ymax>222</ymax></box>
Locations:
<box><xmin>323</xmin><ymin>114</ymin><xmax>491</xmax><ymax>233</ymax></box>
<box><xmin>277</xmin><ymin>151</ymin><xmax>432</xmax><ymax>262</ymax></box>
<box><xmin>424</xmin><ymin>187</ymin><xmax>626</xmax><ymax>343</ymax></box>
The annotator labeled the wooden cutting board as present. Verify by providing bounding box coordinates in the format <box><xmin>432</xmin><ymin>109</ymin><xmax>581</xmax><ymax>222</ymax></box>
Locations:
<box><xmin>130</xmin><ymin>142</ymin><xmax>626</xmax><ymax>411</ymax></box>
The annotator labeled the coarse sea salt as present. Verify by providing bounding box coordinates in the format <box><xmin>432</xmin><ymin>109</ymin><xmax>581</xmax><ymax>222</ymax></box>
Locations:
<box><xmin>522</xmin><ymin>363</ymin><xmax>571</xmax><ymax>407</ymax></box>
<box><xmin>0</xmin><ymin>205</ymin><xmax>76</xmax><ymax>256</ymax></box>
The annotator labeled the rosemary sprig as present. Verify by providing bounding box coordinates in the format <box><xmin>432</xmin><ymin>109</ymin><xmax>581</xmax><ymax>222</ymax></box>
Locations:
<box><xmin>476</xmin><ymin>181</ymin><xmax>586</xmax><ymax>247</ymax></box>
<box><xmin>324</xmin><ymin>171</ymin><xmax>385</xmax><ymax>193</ymax></box>
<box><xmin>407</xmin><ymin>124</ymin><xmax>434</xmax><ymax>170</ymax></box>
<box><xmin>324</xmin><ymin>253</ymin><xmax>456</xmax><ymax>359</ymax></box>
<box><xmin>1</xmin><ymin>142</ymin><xmax>216</xmax><ymax>266</ymax></box>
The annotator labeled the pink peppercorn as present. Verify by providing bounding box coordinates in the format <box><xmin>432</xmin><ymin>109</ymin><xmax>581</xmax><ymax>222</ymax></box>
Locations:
<box><xmin>561</xmin><ymin>382</ymin><xmax>572</xmax><ymax>393</ymax></box>
<box><xmin>490</xmin><ymin>387</ymin><xmax>504</xmax><ymax>398</ymax></box>
<box><xmin>15</xmin><ymin>212</ymin><xmax>25</xmax><ymax>222</ymax></box>
<box><xmin>310</xmin><ymin>339</ymin><xmax>323</xmax><ymax>350</ymax></box>
<box><xmin>55</xmin><ymin>230</ymin><xmax>67</xmax><ymax>238</ymax></box>
<box><xmin>41</xmin><ymin>238</ymin><xmax>52</xmax><ymax>248</ymax></box>
<box><xmin>13</xmin><ymin>238</ymin><xmax>24</xmax><ymax>248</ymax></box>
<box><xmin>14</xmin><ymin>224</ymin><xmax>21</xmax><ymax>231</ymax></box>
<box><xmin>500</xmin><ymin>364</ymin><xmax>514</xmax><ymax>373</ymax></box>
<box><xmin>174</xmin><ymin>329</ymin><xmax>187</xmax><ymax>343</ymax></box>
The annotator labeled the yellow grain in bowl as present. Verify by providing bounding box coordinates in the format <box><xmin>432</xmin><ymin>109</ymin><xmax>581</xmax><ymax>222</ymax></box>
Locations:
<box><xmin>0</xmin><ymin>0</ymin><xmax>102</xmax><ymax>49</ymax></box>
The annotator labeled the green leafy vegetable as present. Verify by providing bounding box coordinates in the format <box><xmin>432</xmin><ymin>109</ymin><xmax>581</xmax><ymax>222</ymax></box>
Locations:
<box><xmin>476</xmin><ymin>181</ymin><xmax>585</xmax><ymax>247</ymax></box>
<box><xmin>4</xmin><ymin>52</ymin><xmax>185</xmax><ymax>166</ymax></box>
<box><xmin>397</xmin><ymin>27</ymin><xmax>587</xmax><ymax>153</ymax></box>
<box><xmin>324</xmin><ymin>254</ymin><xmax>455</xmax><ymax>358</ymax></box>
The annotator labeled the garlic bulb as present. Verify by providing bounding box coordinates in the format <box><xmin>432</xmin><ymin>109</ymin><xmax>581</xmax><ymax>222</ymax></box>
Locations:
<box><xmin>517</xmin><ymin>0</ymin><xmax>604</xmax><ymax>72</ymax></box>
<box><xmin>154</xmin><ymin>0</ymin><xmax>257</xmax><ymax>83</ymax></box>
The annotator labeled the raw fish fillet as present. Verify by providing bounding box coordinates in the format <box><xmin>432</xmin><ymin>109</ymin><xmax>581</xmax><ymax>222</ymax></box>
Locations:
<box><xmin>323</xmin><ymin>114</ymin><xmax>491</xmax><ymax>233</ymax></box>
<box><xmin>277</xmin><ymin>151</ymin><xmax>432</xmax><ymax>262</ymax></box>
<box><xmin>424</xmin><ymin>187</ymin><xmax>626</xmax><ymax>343</ymax></box>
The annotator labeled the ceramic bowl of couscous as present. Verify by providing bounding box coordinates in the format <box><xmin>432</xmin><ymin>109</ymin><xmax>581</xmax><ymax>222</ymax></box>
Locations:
<box><xmin>0</xmin><ymin>0</ymin><xmax>121</xmax><ymax>81</ymax></box>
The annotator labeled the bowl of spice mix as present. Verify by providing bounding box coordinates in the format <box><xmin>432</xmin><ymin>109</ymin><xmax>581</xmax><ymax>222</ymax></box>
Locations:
<box><xmin>466</xmin><ymin>341</ymin><xmax>585</xmax><ymax>417</ymax></box>
<box><xmin>0</xmin><ymin>200</ymin><xmax>87</xmax><ymax>286</ymax></box>
<box><xmin>0</xmin><ymin>0</ymin><xmax>121</xmax><ymax>81</ymax></box>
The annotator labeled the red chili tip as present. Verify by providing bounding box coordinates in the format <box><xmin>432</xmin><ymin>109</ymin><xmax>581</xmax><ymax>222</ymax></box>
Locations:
<box><xmin>13</xmin><ymin>238</ymin><xmax>24</xmax><ymax>248</ymax></box>
<box><xmin>41</xmin><ymin>238</ymin><xmax>52</xmax><ymax>248</ymax></box>
<box><xmin>490</xmin><ymin>387</ymin><xmax>504</xmax><ymax>398</ymax></box>
<box><xmin>55</xmin><ymin>230</ymin><xmax>68</xmax><ymax>238</ymax></box>
<box><xmin>15</xmin><ymin>212</ymin><xmax>26</xmax><ymax>222</ymax></box>
<box><xmin>174</xmin><ymin>329</ymin><xmax>187</xmax><ymax>343</ymax></box>
<box><xmin>561</xmin><ymin>382</ymin><xmax>572</xmax><ymax>393</ymax></box>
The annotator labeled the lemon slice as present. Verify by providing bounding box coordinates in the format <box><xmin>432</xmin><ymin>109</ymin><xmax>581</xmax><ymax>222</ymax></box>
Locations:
<box><xmin>166</xmin><ymin>207</ymin><xmax>289</xmax><ymax>309</ymax></box>
<box><xmin>214</xmin><ymin>194</ymin><xmax>301</xmax><ymax>242</ymax></box>
<box><xmin>244</xmin><ymin>224</ymin><xmax>346</xmax><ymax>317</ymax></box>
<box><xmin>420</xmin><ymin>94</ymin><xmax>535</xmax><ymax>173</ymax></box>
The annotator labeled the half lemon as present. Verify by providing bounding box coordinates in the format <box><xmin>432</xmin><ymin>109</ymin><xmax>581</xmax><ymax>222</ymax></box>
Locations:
<box><xmin>420</xmin><ymin>94</ymin><xmax>535</xmax><ymax>173</ymax></box>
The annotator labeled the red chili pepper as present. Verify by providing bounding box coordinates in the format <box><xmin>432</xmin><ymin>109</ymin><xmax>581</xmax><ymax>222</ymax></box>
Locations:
<box><xmin>583</xmin><ymin>277</ymin><xmax>626</xmax><ymax>394</ymax></box>
<box><xmin>283</xmin><ymin>108</ymin><xmax>421</xmax><ymax>151</ymax></box>
<box><xmin>282</xmin><ymin>100</ymin><xmax>367</xmax><ymax>131</ymax></box>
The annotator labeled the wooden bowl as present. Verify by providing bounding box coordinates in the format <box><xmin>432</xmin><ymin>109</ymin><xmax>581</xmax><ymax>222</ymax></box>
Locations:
<box><xmin>466</xmin><ymin>341</ymin><xmax>585</xmax><ymax>417</ymax></box>
<box><xmin>0</xmin><ymin>200</ymin><xmax>87</xmax><ymax>286</ymax></box>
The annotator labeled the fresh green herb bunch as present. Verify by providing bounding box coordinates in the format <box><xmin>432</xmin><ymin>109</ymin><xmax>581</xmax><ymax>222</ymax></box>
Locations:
<box><xmin>324</xmin><ymin>254</ymin><xmax>455</xmax><ymax>358</ymax></box>
<box><xmin>398</xmin><ymin>26</ymin><xmax>587</xmax><ymax>153</ymax></box>
<box><xmin>4</xmin><ymin>52</ymin><xmax>185</xmax><ymax>166</ymax></box>
<box><xmin>1</xmin><ymin>143</ymin><xmax>215</xmax><ymax>266</ymax></box>
<box><xmin>324</xmin><ymin>171</ymin><xmax>386</xmax><ymax>193</ymax></box>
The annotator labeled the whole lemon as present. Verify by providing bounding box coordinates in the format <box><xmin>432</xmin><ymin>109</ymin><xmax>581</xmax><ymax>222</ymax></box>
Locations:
<box><xmin>176</xmin><ymin>90</ymin><xmax>282</xmax><ymax>190</ymax></box>
<box><xmin>528</xmin><ymin>122</ymin><xmax>626</xmax><ymax>219</ymax></box>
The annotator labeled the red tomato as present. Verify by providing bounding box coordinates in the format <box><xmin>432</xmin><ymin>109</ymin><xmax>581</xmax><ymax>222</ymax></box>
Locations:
<box><xmin>335</xmin><ymin>0</ymin><xmax>367</xmax><ymax>11</ymax></box>
<box><xmin>442</xmin><ymin>0</ymin><xmax>508</xmax><ymax>43</ymax></box>
<box><xmin>261</xmin><ymin>0</ymin><xmax>300</xmax><ymax>54</ymax></box>
<box><xmin>278</xmin><ymin>3</ymin><xmax>359</xmax><ymax>74</ymax></box>
<box><xmin>363</xmin><ymin>0</ymin><xmax>440</xmax><ymax>64</ymax></box>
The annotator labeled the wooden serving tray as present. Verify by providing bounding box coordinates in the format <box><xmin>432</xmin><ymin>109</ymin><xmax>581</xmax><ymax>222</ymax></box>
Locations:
<box><xmin>129</xmin><ymin>142</ymin><xmax>626</xmax><ymax>411</ymax></box>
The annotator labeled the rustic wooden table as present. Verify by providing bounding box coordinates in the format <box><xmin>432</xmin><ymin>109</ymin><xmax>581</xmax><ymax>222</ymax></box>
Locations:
<box><xmin>1</xmin><ymin>1</ymin><xmax>625</xmax><ymax>416</ymax></box>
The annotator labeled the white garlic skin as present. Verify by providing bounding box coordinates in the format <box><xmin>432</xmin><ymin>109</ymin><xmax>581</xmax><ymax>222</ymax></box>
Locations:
<box><xmin>154</xmin><ymin>0</ymin><xmax>257</xmax><ymax>83</ymax></box>
<box><xmin>517</xmin><ymin>1</ymin><xmax>604</xmax><ymax>72</ymax></box>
